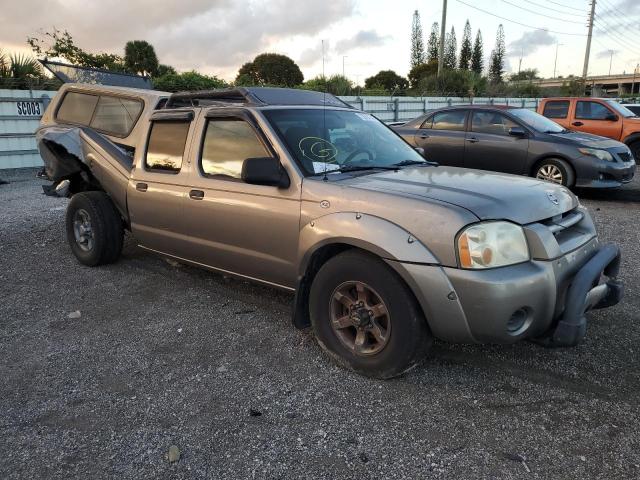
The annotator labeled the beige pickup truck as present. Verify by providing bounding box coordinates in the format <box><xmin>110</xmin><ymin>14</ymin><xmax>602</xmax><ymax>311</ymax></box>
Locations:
<box><xmin>37</xmin><ymin>83</ymin><xmax>623</xmax><ymax>378</ymax></box>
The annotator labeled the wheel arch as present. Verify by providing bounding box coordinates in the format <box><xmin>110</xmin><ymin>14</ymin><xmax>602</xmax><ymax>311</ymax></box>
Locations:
<box><xmin>529</xmin><ymin>154</ymin><xmax>576</xmax><ymax>185</ymax></box>
<box><xmin>292</xmin><ymin>213</ymin><xmax>439</xmax><ymax>329</ymax></box>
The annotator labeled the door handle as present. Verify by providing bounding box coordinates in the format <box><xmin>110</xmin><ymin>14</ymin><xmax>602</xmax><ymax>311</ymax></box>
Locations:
<box><xmin>466</xmin><ymin>137</ymin><xmax>479</xmax><ymax>143</ymax></box>
<box><xmin>189</xmin><ymin>189</ymin><xmax>205</xmax><ymax>200</ymax></box>
<box><xmin>418</xmin><ymin>133</ymin><xmax>429</xmax><ymax>139</ymax></box>
<box><xmin>572</xmin><ymin>121</ymin><xmax>584</xmax><ymax>127</ymax></box>
<box><xmin>136</xmin><ymin>182</ymin><xmax>148</xmax><ymax>192</ymax></box>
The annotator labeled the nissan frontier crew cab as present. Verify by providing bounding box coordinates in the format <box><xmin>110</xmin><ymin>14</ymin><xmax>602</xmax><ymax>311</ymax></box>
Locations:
<box><xmin>37</xmin><ymin>84</ymin><xmax>623</xmax><ymax>378</ymax></box>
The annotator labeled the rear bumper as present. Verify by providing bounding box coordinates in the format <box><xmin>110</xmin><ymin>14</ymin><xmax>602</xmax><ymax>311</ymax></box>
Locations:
<box><xmin>389</xmin><ymin>239</ymin><xmax>623</xmax><ymax>344</ymax></box>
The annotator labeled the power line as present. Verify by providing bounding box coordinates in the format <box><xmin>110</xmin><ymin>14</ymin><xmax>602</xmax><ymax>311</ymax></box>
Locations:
<box><xmin>599</xmin><ymin>0</ymin><xmax>632</xmax><ymax>19</ymax></box>
<box><xmin>545</xmin><ymin>0</ymin><xmax>586</xmax><ymax>12</ymax></box>
<box><xmin>513</xmin><ymin>0</ymin><xmax>587</xmax><ymax>17</ymax></box>
<box><xmin>597</xmin><ymin>0</ymin><xmax>640</xmax><ymax>35</ymax></box>
<box><xmin>453</xmin><ymin>0</ymin><xmax>587</xmax><ymax>36</ymax></box>
<box><xmin>499</xmin><ymin>0</ymin><xmax>585</xmax><ymax>24</ymax></box>
<box><xmin>593</xmin><ymin>16</ymin><xmax>640</xmax><ymax>53</ymax></box>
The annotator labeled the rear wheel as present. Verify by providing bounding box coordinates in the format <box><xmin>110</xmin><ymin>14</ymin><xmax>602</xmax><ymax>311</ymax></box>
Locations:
<box><xmin>309</xmin><ymin>250</ymin><xmax>431</xmax><ymax>379</ymax></box>
<box><xmin>533</xmin><ymin>158</ymin><xmax>575</xmax><ymax>187</ymax></box>
<box><xmin>65</xmin><ymin>191</ymin><xmax>123</xmax><ymax>266</ymax></box>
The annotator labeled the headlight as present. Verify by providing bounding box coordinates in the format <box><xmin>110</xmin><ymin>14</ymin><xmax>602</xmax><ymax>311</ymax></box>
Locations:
<box><xmin>578</xmin><ymin>147</ymin><xmax>614</xmax><ymax>162</ymax></box>
<box><xmin>457</xmin><ymin>221</ymin><xmax>529</xmax><ymax>269</ymax></box>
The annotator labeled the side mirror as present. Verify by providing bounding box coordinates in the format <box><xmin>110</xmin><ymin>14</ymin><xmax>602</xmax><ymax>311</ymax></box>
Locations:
<box><xmin>241</xmin><ymin>157</ymin><xmax>290</xmax><ymax>188</ymax></box>
<box><xmin>414</xmin><ymin>147</ymin><xmax>426</xmax><ymax>157</ymax></box>
<box><xmin>605</xmin><ymin>113</ymin><xmax>618</xmax><ymax>121</ymax></box>
<box><xmin>508</xmin><ymin>126</ymin><xmax>527</xmax><ymax>137</ymax></box>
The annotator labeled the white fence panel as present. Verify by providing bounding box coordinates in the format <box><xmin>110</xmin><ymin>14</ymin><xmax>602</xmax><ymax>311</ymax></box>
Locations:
<box><xmin>0</xmin><ymin>89</ymin><xmax>55</xmax><ymax>169</ymax></box>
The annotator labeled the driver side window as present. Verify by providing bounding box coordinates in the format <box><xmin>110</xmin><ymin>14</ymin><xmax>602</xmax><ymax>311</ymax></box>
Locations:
<box><xmin>200</xmin><ymin>119</ymin><xmax>270</xmax><ymax>180</ymax></box>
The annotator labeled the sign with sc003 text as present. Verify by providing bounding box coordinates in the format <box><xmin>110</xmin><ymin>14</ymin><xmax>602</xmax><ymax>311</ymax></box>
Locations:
<box><xmin>15</xmin><ymin>101</ymin><xmax>43</xmax><ymax>116</ymax></box>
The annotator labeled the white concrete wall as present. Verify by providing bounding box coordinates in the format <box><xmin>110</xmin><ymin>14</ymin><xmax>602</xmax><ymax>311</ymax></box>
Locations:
<box><xmin>0</xmin><ymin>89</ymin><xmax>56</xmax><ymax>169</ymax></box>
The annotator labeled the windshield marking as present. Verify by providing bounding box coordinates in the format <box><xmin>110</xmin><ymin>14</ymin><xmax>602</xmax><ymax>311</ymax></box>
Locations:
<box><xmin>299</xmin><ymin>137</ymin><xmax>338</xmax><ymax>163</ymax></box>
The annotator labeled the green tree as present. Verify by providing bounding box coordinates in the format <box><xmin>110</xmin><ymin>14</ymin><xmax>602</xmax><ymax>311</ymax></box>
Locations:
<box><xmin>156</xmin><ymin>64</ymin><xmax>176</xmax><ymax>77</ymax></box>
<box><xmin>28</xmin><ymin>28</ymin><xmax>126</xmax><ymax>71</ymax></box>
<box><xmin>509</xmin><ymin>68</ymin><xmax>540</xmax><ymax>82</ymax></box>
<box><xmin>470</xmin><ymin>30</ymin><xmax>484</xmax><ymax>75</ymax></box>
<box><xmin>417</xmin><ymin>69</ymin><xmax>479</xmax><ymax>96</ymax></box>
<box><xmin>408</xmin><ymin>61</ymin><xmax>439</xmax><ymax>88</ymax></box>
<box><xmin>124</xmin><ymin>40</ymin><xmax>159</xmax><ymax>76</ymax></box>
<box><xmin>364</xmin><ymin>70</ymin><xmax>408</xmax><ymax>91</ymax></box>
<box><xmin>427</xmin><ymin>22</ymin><xmax>440</xmax><ymax>63</ymax></box>
<box><xmin>489</xmin><ymin>24</ymin><xmax>505</xmax><ymax>84</ymax></box>
<box><xmin>235</xmin><ymin>53</ymin><xmax>303</xmax><ymax>87</ymax></box>
<box><xmin>410</xmin><ymin>10</ymin><xmax>426</xmax><ymax>69</ymax></box>
<box><xmin>303</xmin><ymin>75</ymin><xmax>353</xmax><ymax>95</ymax></box>
<box><xmin>444</xmin><ymin>26</ymin><xmax>457</xmax><ymax>70</ymax></box>
<box><xmin>153</xmin><ymin>71</ymin><xmax>227</xmax><ymax>92</ymax></box>
<box><xmin>459</xmin><ymin>20</ymin><xmax>472</xmax><ymax>70</ymax></box>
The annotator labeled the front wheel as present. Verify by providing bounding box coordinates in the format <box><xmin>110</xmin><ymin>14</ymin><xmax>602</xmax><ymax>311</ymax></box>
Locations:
<box><xmin>65</xmin><ymin>191</ymin><xmax>124</xmax><ymax>266</ymax></box>
<box><xmin>309</xmin><ymin>250</ymin><xmax>431</xmax><ymax>379</ymax></box>
<box><xmin>629</xmin><ymin>141</ymin><xmax>640</xmax><ymax>165</ymax></box>
<box><xmin>533</xmin><ymin>158</ymin><xmax>575</xmax><ymax>187</ymax></box>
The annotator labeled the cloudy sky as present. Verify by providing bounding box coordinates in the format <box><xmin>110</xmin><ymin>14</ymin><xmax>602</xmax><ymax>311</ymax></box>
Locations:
<box><xmin>1</xmin><ymin>0</ymin><xmax>639</xmax><ymax>83</ymax></box>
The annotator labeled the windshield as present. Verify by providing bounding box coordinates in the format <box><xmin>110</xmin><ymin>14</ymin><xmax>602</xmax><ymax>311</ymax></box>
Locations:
<box><xmin>262</xmin><ymin>109</ymin><xmax>427</xmax><ymax>175</ymax></box>
<box><xmin>605</xmin><ymin>100</ymin><xmax>637</xmax><ymax>118</ymax></box>
<box><xmin>510</xmin><ymin>108</ymin><xmax>564</xmax><ymax>133</ymax></box>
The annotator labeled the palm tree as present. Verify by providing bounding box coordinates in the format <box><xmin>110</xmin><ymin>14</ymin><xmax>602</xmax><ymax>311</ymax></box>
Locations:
<box><xmin>8</xmin><ymin>53</ymin><xmax>43</xmax><ymax>79</ymax></box>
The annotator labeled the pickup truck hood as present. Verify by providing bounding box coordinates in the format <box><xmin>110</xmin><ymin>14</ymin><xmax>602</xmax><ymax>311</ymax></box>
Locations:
<box><xmin>547</xmin><ymin>130</ymin><xmax>624</xmax><ymax>148</ymax></box>
<box><xmin>341</xmin><ymin>166</ymin><xmax>577</xmax><ymax>225</ymax></box>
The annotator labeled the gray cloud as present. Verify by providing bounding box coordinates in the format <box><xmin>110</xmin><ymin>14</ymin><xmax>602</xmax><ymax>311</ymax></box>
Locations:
<box><xmin>507</xmin><ymin>30</ymin><xmax>556</xmax><ymax>57</ymax></box>
<box><xmin>0</xmin><ymin>0</ymin><xmax>355</xmax><ymax>78</ymax></box>
<box><xmin>596</xmin><ymin>49</ymin><xmax>620</xmax><ymax>59</ymax></box>
<box><xmin>334</xmin><ymin>30</ymin><xmax>389</xmax><ymax>53</ymax></box>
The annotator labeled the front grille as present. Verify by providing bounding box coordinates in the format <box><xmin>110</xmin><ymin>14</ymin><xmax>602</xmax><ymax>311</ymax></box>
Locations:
<box><xmin>540</xmin><ymin>208</ymin><xmax>584</xmax><ymax>236</ymax></box>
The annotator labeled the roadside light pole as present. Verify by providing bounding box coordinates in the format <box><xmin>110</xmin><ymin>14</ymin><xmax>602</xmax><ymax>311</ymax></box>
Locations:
<box><xmin>342</xmin><ymin>56</ymin><xmax>347</xmax><ymax>78</ymax></box>
<box><xmin>437</xmin><ymin>0</ymin><xmax>447</xmax><ymax>77</ymax></box>
<box><xmin>553</xmin><ymin>43</ymin><xmax>564</xmax><ymax>78</ymax></box>
<box><xmin>608</xmin><ymin>50</ymin><xmax>614</xmax><ymax>76</ymax></box>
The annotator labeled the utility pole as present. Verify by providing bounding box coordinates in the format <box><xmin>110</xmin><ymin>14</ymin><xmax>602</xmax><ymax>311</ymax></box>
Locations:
<box><xmin>608</xmin><ymin>50</ymin><xmax>613</xmax><ymax>76</ymax></box>
<box><xmin>342</xmin><ymin>56</ymin><xmax>347</xmax><ymax>78</ymax></box>
<box><xmin>437</xmin><ymin>0</ymin><xmax>447</xmax><ymax>77</ymax></box>
<box><xmin>553</xmin><ymin>43</ymin><xmax>563</xmax><ymax>78</ymax></box>
<box><xmin>582</xmin><ymin>0</ymin><xmax>596</xmax><ymax>82</ymax></box>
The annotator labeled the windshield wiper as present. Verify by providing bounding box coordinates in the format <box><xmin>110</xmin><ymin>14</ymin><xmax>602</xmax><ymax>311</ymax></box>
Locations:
<box><xmin>307</xmin><ymin>165</ymin><xmax>398</xmax><ymax>177</ymax></box>
<box><xmin>392</xmin><ymin>159</ymin><xmax>438</xmax><ymax>167</ymax></box>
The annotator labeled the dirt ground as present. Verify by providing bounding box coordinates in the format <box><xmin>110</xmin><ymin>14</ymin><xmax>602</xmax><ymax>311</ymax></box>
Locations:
<box><xmin>1</xmin><ymin>168</ymin><xmax>639</xmax><ymax>479</ymax></box>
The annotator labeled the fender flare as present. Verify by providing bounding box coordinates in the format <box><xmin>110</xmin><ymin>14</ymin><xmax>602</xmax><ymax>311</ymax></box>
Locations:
<box><xmin>297</xmin><ymin>211</ymin><xmax>439</xmax><ymax>279</ymax></box>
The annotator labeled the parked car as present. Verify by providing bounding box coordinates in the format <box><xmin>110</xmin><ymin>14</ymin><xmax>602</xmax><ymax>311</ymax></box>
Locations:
<box><xmin>37</xmin><ymin>84</ymin><xmax>623</xmax><ymax>378</ymax></box>
<box><xmin>393</xmin><ymin>105</ymin><xmax>635</xmax><ymax>188</ymax></box>
<box><xmin>621</xmin><ymin>103</ymin><xmax>640</xmax><ymax>117</ymax></box>
<box><xmin>538</xmin><ymin>97</ymin><xmax>640</xmax><ymax>164</ymax></box>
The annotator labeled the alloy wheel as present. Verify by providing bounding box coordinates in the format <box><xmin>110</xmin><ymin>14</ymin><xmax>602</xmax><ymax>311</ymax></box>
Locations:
<box><xmin>330</xmin><ymin>281</ymin><xmax>391</xmax><ymax>356</ymax></box>
<box><xmin>536</xmin><ymin>164</ymin><xmax>564</xmax><ymax>184</ymax></box>
<box><xmin>72</xmin><ymin>208</ymin><xmax>94</xmax><ymax>252</ymax></box>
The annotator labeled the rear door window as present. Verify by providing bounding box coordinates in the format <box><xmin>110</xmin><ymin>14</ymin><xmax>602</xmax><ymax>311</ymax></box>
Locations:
<box><xmin>576</xmin><ymin>101</ymin><xmax>613</xmax><ymax>120</ymax></box>
<box><xmin>145</xmin><ymin>121</ymin><xmax>191</xmax><ymax>173</ymax></box>
<box><xmin>56</xmin><ymin>92</ymin><xmax>99</xmax><ymax>125</ymax></box>
<box><xmin>432</xmin><ymin>110</ymin><xmax>467</xmax><ymax>131</ymax></box>
<box><xmin>542</xmin><ymin>100</ymin><xmax>569</xmax><ymax>119</ymax></box>
<box><xmin>471</xmin><ymin>111</ymin><xmax>519</xmax><ymax>136</ymax></box>
<box><xmin>90</xmin><ymin>96</ymin><xmax>143</xmax><ymax>136</ymax></box>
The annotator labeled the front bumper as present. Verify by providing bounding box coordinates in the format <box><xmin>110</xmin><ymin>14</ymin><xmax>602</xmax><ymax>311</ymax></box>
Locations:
<box><xmin>389</xmin><ymin>239</ymin><xmax>623</xmax><ymax>345</ymax></box>
<box><xmin>575</xmin><ymin>157</ymin><xmax>636</xmax><ymax>188</ymax></box>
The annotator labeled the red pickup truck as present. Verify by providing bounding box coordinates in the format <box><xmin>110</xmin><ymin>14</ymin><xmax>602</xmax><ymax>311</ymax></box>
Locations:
<box><xmin>538</xmin><ymin>97</ymin><xmax>640</xmax><ymax>164</ymax></box>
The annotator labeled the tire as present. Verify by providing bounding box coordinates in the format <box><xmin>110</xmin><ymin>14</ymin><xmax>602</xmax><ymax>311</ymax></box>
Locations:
<box><xmin>65</xmin><ymin>191</ymin><xmax>124</xmax><ymax>266</ymax></box>
<box><xmin>533</xmin><ymin>158</ymin><xmax>575</xmax><ymax>187</ymax></box>
<box><xmin>309</xmin><ymin>250</ymin><xmax>431</xmax><ymax>379</ymax></box>
<box><xmin>629</xmin><ymin>141</ymin><xmax>640</xmax><ymax>165</ymax></box>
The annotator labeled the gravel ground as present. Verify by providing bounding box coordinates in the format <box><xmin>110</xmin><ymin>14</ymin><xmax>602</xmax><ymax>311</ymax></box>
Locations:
<box><xmin>1</xmin><ymin>167</ymin><xmax>639</xmax><ymax>479</ymax></box>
